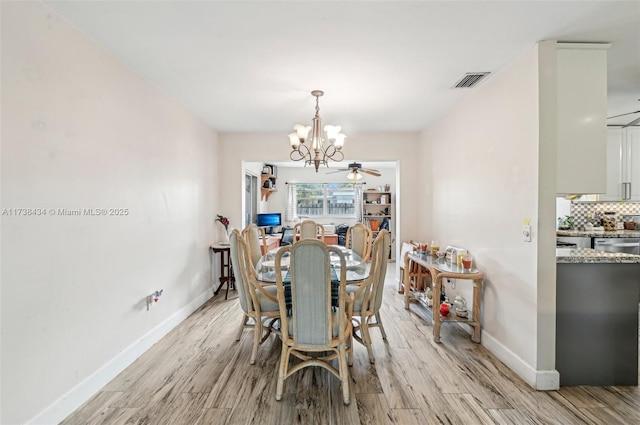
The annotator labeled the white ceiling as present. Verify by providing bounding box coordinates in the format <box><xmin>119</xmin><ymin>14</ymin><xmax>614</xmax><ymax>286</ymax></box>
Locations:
<box><xmin>44</xmin><ymin>1</ymin><xmax>640</xmax><ymax>132</ymax></box>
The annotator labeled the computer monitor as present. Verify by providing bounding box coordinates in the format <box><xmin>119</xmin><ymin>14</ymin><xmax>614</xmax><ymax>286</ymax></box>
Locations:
<box><xmin>256</xmin><ymin>213</ymin><xmax>282</xmax><ymax>234</ymax></box>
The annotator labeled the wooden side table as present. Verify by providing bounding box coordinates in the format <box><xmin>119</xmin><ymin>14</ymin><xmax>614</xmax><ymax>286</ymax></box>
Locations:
<box><xmin>210</xmin><ymin>244</ymin><xmax>234</xmax><ymax>299</ymax></box>
<box><xmin>430</xmin><ymin>269</ymin><xmax>483</xmax><ymax>343</ymax></box>
<box><xmin>404</xmin><ymin>252</ymin><xmax>483</xmax><ymax>343</ymax></box>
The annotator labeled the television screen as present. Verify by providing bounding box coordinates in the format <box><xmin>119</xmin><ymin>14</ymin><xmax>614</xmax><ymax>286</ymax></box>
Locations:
<box><xmin>256</xmin><ymin>212</ymin><xmax>282</xmax><ymax>228</ymax></box>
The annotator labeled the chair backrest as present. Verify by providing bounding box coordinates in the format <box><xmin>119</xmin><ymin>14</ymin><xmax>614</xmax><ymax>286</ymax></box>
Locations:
<box><xmin>229</xmin><ymin>229</ymin><xmax>249</xmax><ymax>313</ymax></box>
<box><xmin>346</xmin><ymin>223</ymin><xmax>373</xmax><ymax>261</ymax></box>
<box><xmin>354</xmin><ymin>230</ymin><xmax>390</xmax><ymax>314</ymax></box>
<box><xmin>275</xmin><ymin>239</ymin><xmax>347</xmax><ymax>347</ymax></box>
<box><xmin>280</xmin><ymin>226</ymin><xmax>294</xmax><ymax>246</ymax></box>
<box><xmin>371</xmin><ymin>230</ymin><xmax>391</xmax><ymax>311</ymax></box>
<box><xmin>233</xmin><ymin>227</ymin><xmax>277</xmax><ymax>315</ymax></box>
<box><xmin>293</xmin><ymin>219</ymin><xmax>325</xmax><ymax>242</ymax></box>
<box><xmin>241</xmin><ymin>224</ymin><xmax>267</xmax><ymax>268</ymax></box>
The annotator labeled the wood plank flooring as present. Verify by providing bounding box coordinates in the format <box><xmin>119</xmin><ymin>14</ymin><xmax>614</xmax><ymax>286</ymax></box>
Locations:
<box><xmin>62</xmin><ymin>268</ymin><xmax>640</xmax><ymax>425</ymax></box>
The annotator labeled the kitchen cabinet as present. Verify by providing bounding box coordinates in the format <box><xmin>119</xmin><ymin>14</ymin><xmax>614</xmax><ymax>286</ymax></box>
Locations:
<box><xmin>600</xmin><ymin>127</ymin><xmax>640</xmax><ymax>201</ymax></box>
<box><xmin>556</xmin><ymin>261</ymin><xmax>639</xmax><ymax>386</ymax></box>
<box><xmin>555</xmin><ymin>43</ymin><xmax>608</xmax><ymax>195</ymax></box>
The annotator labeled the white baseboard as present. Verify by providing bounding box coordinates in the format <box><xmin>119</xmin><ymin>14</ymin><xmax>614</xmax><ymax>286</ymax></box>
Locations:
<box><xmin>26</xmin><ymin>288</ymin><xmax>213</xmax><ymax>425</ymax></box>
<box><xmin>481</xmin><ymin>329</ymin><xmax>559</xmax><ymax>391</ymax></box>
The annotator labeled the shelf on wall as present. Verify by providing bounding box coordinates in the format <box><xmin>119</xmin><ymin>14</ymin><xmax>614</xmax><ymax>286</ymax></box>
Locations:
<box><xmin>261</xmin><ymin>173</ymin><xmax>277</xmax><ymax>201</ymax></box>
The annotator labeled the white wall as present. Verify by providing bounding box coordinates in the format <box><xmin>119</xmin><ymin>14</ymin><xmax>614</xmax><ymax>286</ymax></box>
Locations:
<box><xmin>1</xmin><ymin>2</ymin><xmax>219</xmax><ymax>423</ymax></box>
<box><xmin>420</xmin><ymin>45</ymin><xmax>556</xmax><ymax>387</ymax></box>
<box><xmin>219</xmin><ymin>132</ymin><xmax>421</xmax><ymax>264</ymax></box>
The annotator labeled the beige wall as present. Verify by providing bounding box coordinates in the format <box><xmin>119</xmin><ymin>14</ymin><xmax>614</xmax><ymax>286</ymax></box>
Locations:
<box><xmin>420</xmin><ymin>44</ymin><xmax>557</xmax><ymax>387</ymax></box>
<box><xmin>1</xmin><ymin>2</ymin><xmax>219</xmax><ymax>423</ymax></box>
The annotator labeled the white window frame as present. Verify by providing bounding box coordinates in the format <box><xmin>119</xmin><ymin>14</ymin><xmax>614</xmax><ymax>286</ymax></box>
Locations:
<box><xmin>293</xmin><ymin>183</ymin><xmax>360</xmax><ymax>219</ymax></box>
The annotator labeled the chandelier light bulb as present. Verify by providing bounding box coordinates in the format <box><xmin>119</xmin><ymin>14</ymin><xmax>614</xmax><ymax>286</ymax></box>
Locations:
<box><xmin>324</xmin><ymin>125</ymin><xmax>342</xmax><ymax>141</ymax></box>
<box><xmin>288</xmin><ymin>133</ymin><xmax>300</xmax><ymax>149</ymax></box>
<box><xmin>294</xmin><ymin>124</ymin><xmax>311</xmax><ymax>142</ymax></box>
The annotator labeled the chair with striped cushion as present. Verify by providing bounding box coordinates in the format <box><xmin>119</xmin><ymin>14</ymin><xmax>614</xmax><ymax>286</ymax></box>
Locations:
<box><xmin>230</xmin><ymin>229</ymin><xmax>280</xmax><ymax>365</ymax></box>
<box><xmin>274</xmin><ymin>239</ymin><xmax>353</xmax><ymax>405</ymax></box>
<box><xmin>347</xmin><ymin>229</ymin><xmax>390</xmax><ymax>363</ymax></box>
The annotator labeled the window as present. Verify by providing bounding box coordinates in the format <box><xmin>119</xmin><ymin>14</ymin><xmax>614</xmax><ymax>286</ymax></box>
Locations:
<box><xmin>290</xmin><ymin>183</ymin><xmax>362</xmax><ymax>219</ymax></box>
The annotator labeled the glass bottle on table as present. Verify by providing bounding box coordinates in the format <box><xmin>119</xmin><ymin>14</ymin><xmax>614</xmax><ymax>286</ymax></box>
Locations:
<box><xmin>430</xmin><ymin>240</ymin><xmax>440</xmax><ymax>258</ymax></box>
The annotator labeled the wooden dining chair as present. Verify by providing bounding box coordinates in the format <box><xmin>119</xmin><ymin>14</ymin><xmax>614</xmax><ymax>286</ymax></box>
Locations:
<box><xmin>345</xmin><ymin>223</ymin><xmax>373</xmax><ymax>262</ymax></box>
<box><xmin>241</xmin><ymin>223</ymin><xmax>268</xmax><ymax>268</ymax></box>
<box><xmin>293</xmin><ymin>219</ymin><xmax>324</xmax><ymax>242</ymax></box>
<box><xmin>229</xmin><ymin>230</ymin><xmax>280</xmax><ymax>365</ymax></box>
<box><xmin>347</xmin><ymin>229</ymin><xmax>390</xmax><ymax>363</ymax></box>
<box><xmin>274</xmin><ymin>239</ymin><xmax>353</xmax><ymax>405</ymax></box>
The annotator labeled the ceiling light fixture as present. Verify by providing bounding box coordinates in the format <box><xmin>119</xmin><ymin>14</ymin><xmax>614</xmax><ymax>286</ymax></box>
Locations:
<box><xmin>346</xmin><ymin>169</ymin><xmax>362</xmax><ymax>180</ymax></box>
<box><xmin>288</xmin><ymin>90</ymin><xmax>345</xmax><ymax>172</ymax></box>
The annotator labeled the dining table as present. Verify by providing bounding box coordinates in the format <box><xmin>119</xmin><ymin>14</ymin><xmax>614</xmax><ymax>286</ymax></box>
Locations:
<box><xmin>255</xmin><ymin>245</ymin><xmax>369</xmax><ymax>285</ymax></box>
<box><xmin>255</xmin><ymin>245</ymin><xmax>369</xmax><ymax>317</ymax></box>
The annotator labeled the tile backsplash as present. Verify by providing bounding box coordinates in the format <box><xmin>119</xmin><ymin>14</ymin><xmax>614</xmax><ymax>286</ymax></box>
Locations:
<box><xmin>570</xmin><ymin>202</ymin><xmax>640</xmax><ymax>228</ymax></box>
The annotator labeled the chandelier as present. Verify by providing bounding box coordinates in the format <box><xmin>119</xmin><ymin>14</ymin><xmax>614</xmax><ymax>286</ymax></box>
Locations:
<box><xmin>288</xmin><ymin>90</ymin><xmax>345</xmax><ymax>172</ymax></box>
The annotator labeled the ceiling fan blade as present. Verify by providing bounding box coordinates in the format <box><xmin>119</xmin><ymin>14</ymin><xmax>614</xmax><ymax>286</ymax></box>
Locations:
<box><xmin>622</xmin><ymin>116</ymin><xmax>640</xmax><ymax>128</ymax></box>
<box><xmin>326</xmin><ymin>169</ymin><xmax>350</xmax><ymax>174</ymax></box>
<box><xmin>607</xmin><ymin>110</ymin><xmax>640</xmax><ymax>120</ymax></box>
<box><xmin>361</xmin><ymin>169</ymin><xmax>382</xmax><ymax>177</ymax></box>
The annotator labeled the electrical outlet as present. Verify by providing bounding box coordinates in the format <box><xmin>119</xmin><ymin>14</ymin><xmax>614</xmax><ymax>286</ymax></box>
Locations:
<box><xmin>146</xmin><ymin>289</ymin><xmax>163</xmax><ymax>311</ymax></box>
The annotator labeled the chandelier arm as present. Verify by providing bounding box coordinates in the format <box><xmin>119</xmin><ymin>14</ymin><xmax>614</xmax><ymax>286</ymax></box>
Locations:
<box><xmin>290</xmin><ymin>144</ymin><xmax>311</xmax><ymax>162</ymax></box>
<box><xmin>327</xmin><ymin>150</ymin><xmax>344</xmax><ymax>163</ymax></box>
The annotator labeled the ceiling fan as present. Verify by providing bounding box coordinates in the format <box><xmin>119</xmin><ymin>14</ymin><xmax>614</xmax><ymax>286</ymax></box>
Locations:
<box><xmin>607</xmin><ymin>99</ymin><xmax>640</xmax><ymax>128</ymax></box>
<box><xmin>327</xmin><ymin>162</ymin><xmax>381</xmax><ymax>180</ymax></box>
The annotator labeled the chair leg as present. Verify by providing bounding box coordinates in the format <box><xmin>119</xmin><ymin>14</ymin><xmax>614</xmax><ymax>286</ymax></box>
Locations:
<box><xmin>275</xmin><ymin>343</ymin><xmax>289</xmax><ymax>401</ymax></box>
<box><xmin>347</xmin><ymin>332</ymin><xmax>354</xmax><ymax>367</ymax></box>
<box><xmin>339</xmin><ymin>345</ymin><xmax>351</xmax><ymax>405</ymax></box>
<box><xmin>236</xmin><ymin>315</ymin><xmax>249</xmax><ymax>341</ymax></box>
<box><xmin>375</xmin><ymin>312</ymin><xmax>388</xmax><ymax>340</ymax></box>
<box><xmin>250</xmin><ymin>318</ymin><xmax>262</xmax><ymax>365</ymax></box>
<box><xmin>361</xmin><ymin>318</ymin><xmax>375</xmax><ymax>364</ymax></box>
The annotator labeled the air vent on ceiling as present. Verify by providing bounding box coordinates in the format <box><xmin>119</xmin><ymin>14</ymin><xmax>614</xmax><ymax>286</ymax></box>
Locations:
<box><xmin>453</xmin><ymin>72</ymin><xmax>490</xmax><ymax>88</ymax></box>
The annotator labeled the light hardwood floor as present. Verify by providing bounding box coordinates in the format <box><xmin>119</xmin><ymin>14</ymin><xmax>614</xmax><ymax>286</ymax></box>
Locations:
<box><xmin>62</xmin><ymin>267</ymin><xmax>640</xmax><ymax>425</ymax></box>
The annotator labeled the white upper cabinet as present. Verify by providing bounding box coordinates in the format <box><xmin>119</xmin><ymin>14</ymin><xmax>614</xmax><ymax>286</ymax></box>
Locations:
<box><xmin>556</xmin><ymin>43</ymin><xmax>609</xmax><ymax>195</ymax></box>
<box><xmin>600</xmin><ymin>127</ymin><xmax>640</xmax><ymax>201</ymax></box>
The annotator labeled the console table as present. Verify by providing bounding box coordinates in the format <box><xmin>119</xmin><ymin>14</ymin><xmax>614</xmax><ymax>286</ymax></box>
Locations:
<box><xmin>404</xmin><ymin>251</ymin><xmax>483</xmax><ymax>343</ymax></box>
<box><xmin>210</xmin><ymin>244</ymin><xmax>234</xmax><ymax>299</ymax></box>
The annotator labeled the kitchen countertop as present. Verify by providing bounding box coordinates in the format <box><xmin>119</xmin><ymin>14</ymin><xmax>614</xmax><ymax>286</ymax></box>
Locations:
<box><xmin>556</xmin><ymin>247</ymin><xmax>640</xmax><ymax>264</ymax></box>
<box><xmin>557</xmin><ymin>229</ymin><xmax>640</xmax><ymax>238</ymax></box>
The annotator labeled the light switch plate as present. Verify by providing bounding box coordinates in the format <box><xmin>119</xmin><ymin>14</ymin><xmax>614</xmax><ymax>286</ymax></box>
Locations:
<box><xmin>523</xmin><ymin>225</ymin><xmax>532</xmax><ymax>242</ymax></box>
